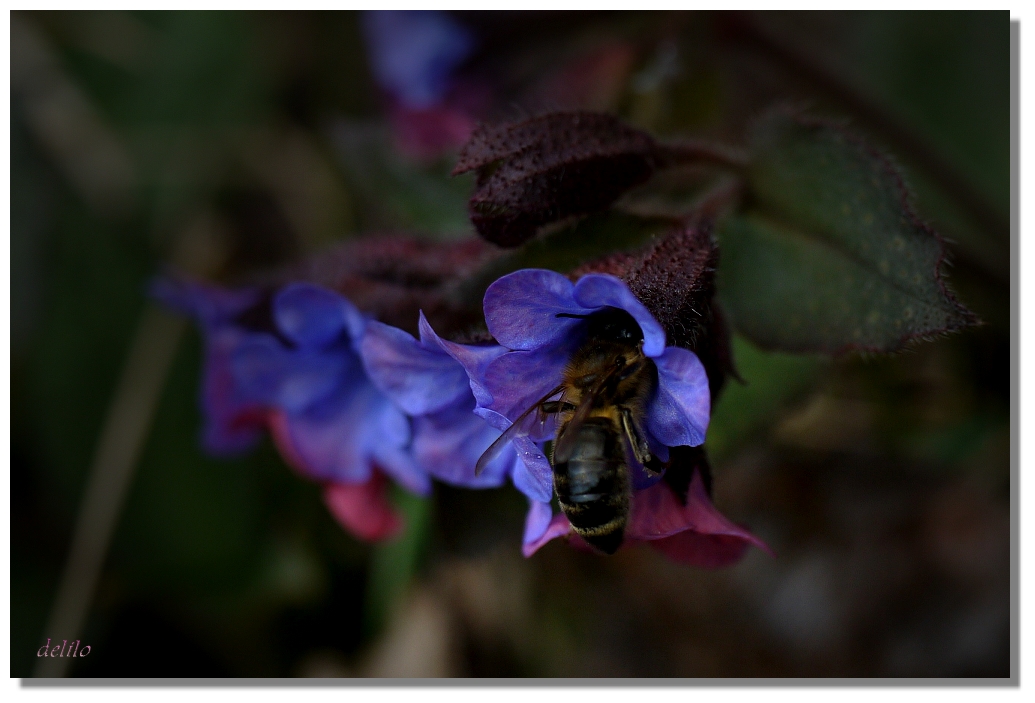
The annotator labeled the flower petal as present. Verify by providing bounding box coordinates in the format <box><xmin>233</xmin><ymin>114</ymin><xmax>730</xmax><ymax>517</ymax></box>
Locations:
<box><xmin>412</xmin><ymin>402</ymin><xmax>510</xmax><ymax>488</ymax></box>
<box><xmin>523</xmin><ymin>500</ymin><xmax>554</xmax><ymax>546</ymax></box>
<box><xmin>323</xmin><ymin>476</ymin><xmax>404</xmax><ymax>542</ymax></box>
<box><xmin>362</xmin><ymin>10</ymin><xmax>475</xmax><ymax>110</ymax></box>
<box><xmin>198</xmin><ymin>329</ymin><xmax>268</xmax><ymax>454</ymax></box>
<box><xmin>571</xmin><ymin>274</ymin><xmax>666</xmax><ymax>357</ymax></box>
<box><xmin>521</xmin><ymin>512</ymin><xmax>571</xmax><ymax>557</ymax></box>
<box><xmin>510</xmin><ymin>435</ymin><xmax>554</xmax><ymax>503</ymax></box>
<box><xmin>267</xmin><ymin>381</ymin><xmax>406</xmax><ymax>485</ymax></box>
<box><xmin>482</xmin><ymin>346</ymin><xmax>573</xmax><ymax>436</ymax></box>
<box><xmin>361</xmin><ymin>320</ymin><xmax>470</xmax><ymax>415</ymax></box>
<box><xmin>232</xmin><ymin>335</ymin><xmax>353</xmax><ymax>413</ymax></box>
<box><xmin>151</xmin><ymin>277</ymin><xmax>259</xmax><ymax>325</ymax></box>
<box><xmin>627</xmin><ymin>469</ymin><xmax>771</xmax><ymax>556</ymax></box>
<box><xmin>645</xmin><ymin>346</ymin><xmax>710</xmax><ymax>448</ymax></box>
<box><xmin>419</xmin><ymin>312</ymin><xmax>509</xmax><ymax>408</ymax></box>
<box><xmin>274</xmin><ymin>283</ymin><xmax>362</xmax><ymax>348</ymax></box>
<box><xmin>648</xmin><ymin>532</ymin><xmax>754</xmax><ymax>569</ymax></box>
<box><xmin>374</xmin><ymin>444</ymin><xmax>432</xmax><ymax>497</ymax></box>
<box><xmin>483</xmin><ymin>269</ymin><xmax>588</xmax><ymax>351</ymax></box>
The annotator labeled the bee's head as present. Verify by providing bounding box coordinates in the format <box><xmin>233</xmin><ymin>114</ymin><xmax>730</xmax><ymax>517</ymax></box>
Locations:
<box><xmin>578</xmin><ymin>307</ymin><xmax>644</xmax><ymax>344</ymax></box>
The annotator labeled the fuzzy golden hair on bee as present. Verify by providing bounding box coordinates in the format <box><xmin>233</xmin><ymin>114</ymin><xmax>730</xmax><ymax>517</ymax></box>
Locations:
<box><xmin>475</xmin><ymin>306</ymin><xmax>663</xmax><ymax>555</ymax></box>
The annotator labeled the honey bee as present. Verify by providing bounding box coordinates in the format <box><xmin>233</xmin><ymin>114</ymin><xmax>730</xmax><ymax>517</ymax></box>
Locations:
<box><xmin>476</xmin><ymin>307</ymin><xmax>662</xmax><ymax>554</ymax></box>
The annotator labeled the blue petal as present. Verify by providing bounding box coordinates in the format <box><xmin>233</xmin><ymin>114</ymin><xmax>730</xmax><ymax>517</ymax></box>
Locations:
<box><xmin>572</xmin><ymin>274</ymin><xmax>666</xmax><ymax>357</ymax></box>
<box><xmin>231</xmin><ymin>335</ymin><xmax>354</xmax><ymax>413</ymax></box>
<box><xmin>481</xmin><ymin>345</ymin><xmax>573</xmax><ymax>439</ymax></box>
<box><xmin>374</xmin><ymin>444</ymin><xmax>432</xmax><ymax>496</ymax></box>
<box><xmin>510</xmin><ymin>435</ymin><xmax>553</xmax><ymax>503</ymax></box>
<box><xmin>274</xmin><ymin>283</ymin><xmax>360</xmax><ymax>349</ymax></box>
<box><xmin>412</xmin><ymin>402</ymin><xmax>510</xmax><ymax>489</ymax></box>
<box><xmin>645</xmin><ymin>346</ymin><xmax>710</xmax><ymax>448</ymax></box>
<box><xmin>419</xmin><ymin>312</ymin><xmax>509</xmax><ymax>408</ymax></box>
<box><xmin>278</xmin><ymin>379</ymin><xmax>418</xmax><ymax>490</ymax></box>
<box><xmin>361</xmin><ymin>320</ymin><xmax>470</xmax><ymax>415</ymax></box>
<box><xmin>276</xmin><ymin>386</ymin><xmax>377</xmax><ymax>484</ymax></box>
<box><xmin>523</xmin><ymin>500</ymin><xmax>554</xmax><ymax>546</ymax></box>
<box><xmin>483</xmin><ymin>269</ymin><xmax>589</xmax><ymax>351</ymax></box>
<box><xmin>151</xmin><ymin>276</ymin><xmax>259</xmax><ymax>326</ymax></box>
<box><xmin>362</xmin><ymin>10</ymin><xmax>474</xmax><ymax>109</ymax></box>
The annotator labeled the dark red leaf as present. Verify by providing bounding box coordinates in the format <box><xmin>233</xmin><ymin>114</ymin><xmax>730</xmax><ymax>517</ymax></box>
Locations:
<box><xmin>455</xmin><ymin>111</ymin><xmax>663</xmax><ymax>246</ymax></box>
<box><xmin>573</xmin><ymin>222</ymin><xmax>735</xmax><ymax>401</ymax></box>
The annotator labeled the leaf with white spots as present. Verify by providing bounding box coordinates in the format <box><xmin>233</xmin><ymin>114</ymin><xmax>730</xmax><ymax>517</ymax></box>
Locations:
<box><xmin>716</xmin><ymin>109</ymin><xmax>977</xmax><ymax>354</ymax></box>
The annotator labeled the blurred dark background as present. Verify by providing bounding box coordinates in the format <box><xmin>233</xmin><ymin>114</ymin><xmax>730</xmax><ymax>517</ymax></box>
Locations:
<box><xmin>11</xmin><ymin>10</ymin><xmax>1011</xmax><ymax>677</ymax></box>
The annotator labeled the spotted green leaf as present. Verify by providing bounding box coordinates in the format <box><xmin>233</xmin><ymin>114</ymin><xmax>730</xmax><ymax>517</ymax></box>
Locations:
<box><xmin>717</xmin><ymin>110</ymin><xmax>977</xmax><ymax>354</ymax></box>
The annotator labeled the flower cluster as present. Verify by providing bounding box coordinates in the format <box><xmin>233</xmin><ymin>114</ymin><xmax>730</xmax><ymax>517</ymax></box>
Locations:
<box><xmin>153</xmin><ymin>278</ymin><xmax>425</xmax><ymax>540</ymax></box>
<box><xmin>158</xmin><ymin>266</ymin><xmax>768</xmax><ymax>567</ymax></box>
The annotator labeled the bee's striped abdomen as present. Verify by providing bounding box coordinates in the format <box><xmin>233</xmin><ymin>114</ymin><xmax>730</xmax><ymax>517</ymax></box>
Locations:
<box><xmin>553</xmin><ymin>418</ymin><xmax>629</xmax><ymax>555</ymax></box>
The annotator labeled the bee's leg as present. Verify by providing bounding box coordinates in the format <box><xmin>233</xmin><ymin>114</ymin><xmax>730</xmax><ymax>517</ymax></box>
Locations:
<box><xmin>644</xmin><ymin>454</ymin><xmax>667</xmax><ymax>477</ymax></box>
<box><xmin>540</xmin><ymin>400</ymin><xmax>577</xmax><ymax>415</ymax></box>
<box><xmin>620</xmin><ymin>407</ymin><xmax>655</xmax><ymax>471</ymax></box>
<box><xmin>663</xmin><ymin>446</ymin><xmax>713</xmax><ymax>504</ymax></box>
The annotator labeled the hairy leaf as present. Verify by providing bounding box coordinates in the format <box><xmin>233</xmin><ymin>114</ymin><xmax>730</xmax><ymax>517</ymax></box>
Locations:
<box><xmin>574</xmin><ymin>224</ymin><xmax>734</xmax><ymax>401</ymax></box>
<box><xmin>454</xmin><ymin>112</ymin><xmax>661</xmax><ymax>246</ymax></box>
<box><xmin>717</xmin><ymin>109</ymin><xmax>977</xmax><ymax>354</ymax></box>
<box><xmin>453</xmin><ymin>211</ymin><xmax>671</xmax><ymax>306</ymax></box>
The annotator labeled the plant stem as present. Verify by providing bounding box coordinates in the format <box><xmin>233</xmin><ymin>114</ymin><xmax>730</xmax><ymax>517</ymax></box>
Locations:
<box><xmin>33</xmin><ymin>307</ymin><xmax>185</xmax><ymax>677</ymax></box>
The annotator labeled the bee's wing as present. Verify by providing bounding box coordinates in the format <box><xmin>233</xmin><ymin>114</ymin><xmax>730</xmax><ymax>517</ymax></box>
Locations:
<box><xmin>474</xmin><ymin>384</ymin><xmax>566</xmax><ymax>476</ymax></box>
<box><xmin>619</xmin><ymin>407</ymin><xmax>653</xmax><ymax>469</ymax></box>
<box><xmin>552</xmin><ymin>364</ymin><xmax>624</xmax><ymax>465</ymax></box>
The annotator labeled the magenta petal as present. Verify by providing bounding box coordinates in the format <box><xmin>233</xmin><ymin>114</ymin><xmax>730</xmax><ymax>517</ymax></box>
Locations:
<box><xmin>571</xmin><ymin>274</ymin><xmax>666</xmax><ymax>357</ymax></box>
<box><xmin>361</xmin><ymin>320</ymin><xmax>469</xmax><ymax>415</ymax></box>
<box><xmin>628</xmin><ymin>470</ymin><xmax>771</xmax><ymax>554</ymax></box>
<box><xmin>649</xmin><ymin>532</ymin><xmax>753</xmax><ymax>568</ymax></box>
<box><xmin>646</xmin><ymin>346</ymin><xmax>710</xmax><ymax>448</ymax></box>
<box><xmin>522</xmin><ymin>512</ymin><xmax>571</xmax><ymax>557</ymax></box>
<box><xmin>523</xmin><ymin>500</ymin><xmax>554</xmax><ymax>545</ymax></box>
<box><xmin>483</xmin><ymin>269</ymin><xmax>588</xmax><ymax>351</ymax></box>
<box><xmin>323</xmin><ymin>476</ymin><xmax>404</xmax><ymax>542</ymax></box>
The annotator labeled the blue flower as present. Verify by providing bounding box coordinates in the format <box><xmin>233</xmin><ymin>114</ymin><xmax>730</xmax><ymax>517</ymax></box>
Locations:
<box><xmin>472</xmin><ymin>268</ymin><xmax>711</xmax><ymax>500</ymax></box>
<box><xmin>151</xmin><ymin>278</ymin><xmax>268</xmax><ymax>455</ymax></box>
<box><xmin>362</xmin><ymin>10</ymin><xmax>475</xmax><ymax>110</ymax></box>
<box><xmin>455</xmin><ymin>268</ymin><xmax>768</xmax><ymax>563</ymax></box>
<box><xmin>231</xmin><ymin>283</ymin><xmax>429</xmax><ymax>496</ymax></box>
<box><xmin>153</xmin><ymin>278</ymin><xmax>432</xmax><ymax>541</ymax></box>
<box><xmin>361</xmin><ymin>311</ymin><xmax>550</xmax><ymax>499</ymax></box>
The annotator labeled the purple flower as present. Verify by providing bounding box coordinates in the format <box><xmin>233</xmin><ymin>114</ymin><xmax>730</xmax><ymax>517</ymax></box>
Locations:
<box><xmin>361</xmin><ymin>311</ymin><xmax>550</xmax><ymax>496</ymax></box>
<box><xmin>457</xmin><ymin>268</ymin><xmax>767</xmax><ymax>564</ymax></box>
<box><xmin>232</xmin><ymin>283</ymin><xmax>429</xmax><ymax>495</ymax></box>
<box><xmin>153</xmin><ymin>278</ymin><xmax>432</xmax><ymax>541</ymax></box>
<box><xmin>361</xmin><ymin>10</ymin><xmax>482</xmax><ymax>159</ymax></box>
<box><xmin>476</xmin><ymin>269</ymin><xmax>710</xmax><ymax>494</ymax></box>
<box><xmin>362</xmin><ymin>10</ymin><xmax>475</xmax><ymax>110</ymax></box>
<box><xmin>151</xmin><ymin>278</ymin><xmax>268</xmax><ymax>454</ymax></box>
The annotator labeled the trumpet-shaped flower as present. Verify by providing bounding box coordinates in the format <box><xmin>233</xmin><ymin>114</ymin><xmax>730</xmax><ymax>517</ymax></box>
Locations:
<box><xmin>361</xmin><ymin>312</ymin><xmax>550</xmax><ymax>500</ymax></box>
<box><xmin>153</xmin><ymin>278</ymin><xmax>430</xmax><ymax>541</ymax></box>
<box><xmin>462</xmin><ymin>268</ymin><xmax>768</xmax><ymax>565</ymax></box>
